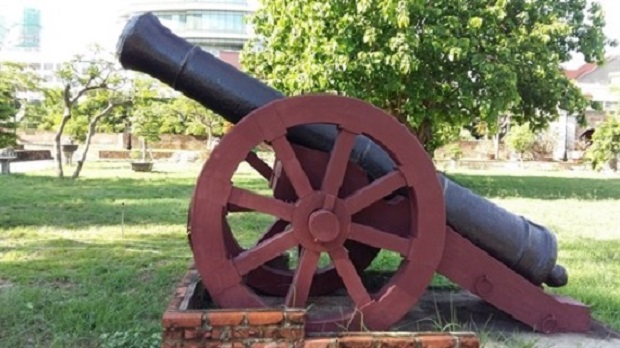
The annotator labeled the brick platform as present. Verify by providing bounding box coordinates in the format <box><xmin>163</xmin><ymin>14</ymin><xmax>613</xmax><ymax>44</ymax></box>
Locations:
<box><xmin>162</xmin><ymin>265</ymin><xmax>479</xmax><ymax>348</ymax></box>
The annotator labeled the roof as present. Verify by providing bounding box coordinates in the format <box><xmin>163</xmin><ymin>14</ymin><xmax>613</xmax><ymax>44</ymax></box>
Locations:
<box><xmin>564</xmin><ymin>63</ymin><xmax>597</xmax><ymax>80</ymax></box>
<box><xmin>564</xmin><ymin>56</ymin><xmax>618</xmax><ymax>80</ymax></box>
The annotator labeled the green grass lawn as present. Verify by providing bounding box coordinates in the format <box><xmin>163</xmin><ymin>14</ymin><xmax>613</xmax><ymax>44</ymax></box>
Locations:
<box><xmin>1</xmin><ymin>162</ymin><xmax>619</xmax><ymax>347</ymax></box>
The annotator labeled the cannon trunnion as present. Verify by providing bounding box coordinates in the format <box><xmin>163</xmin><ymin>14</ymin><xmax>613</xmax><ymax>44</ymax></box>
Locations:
<box><xmin>118</xmin><ymin>13</ymin><xmax>591</xmax><ymax>333</ymax></box>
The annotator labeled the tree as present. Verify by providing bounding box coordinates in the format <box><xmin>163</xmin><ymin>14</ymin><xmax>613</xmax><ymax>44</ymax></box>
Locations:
<box><xmin>129</xmin><ymin>77</ymin><xmax>166</xmax><ymax>162</ymax></box>
<box><xmin>129</xmin><ymin>77</ymin><xmax>225</xmax><ymax>152</ymax></box>
<box><xmin>0</xmin><ymin>75</ymin><xmax>16</xmax><ymax>148</ymax></box>
<box><xmin>161</xmin><ymin>96</ymin><xmax>225</xmax><ymax>148</ymax></box>
<box><xmin>242</xmin><ymin>0</ymin><xmax>614</xmax><ymax>153</ymax></box>
<box><xmin>0</xmin><ymin>62</ymin><xmax>41</xmax><ymax>147</ymax></box>
<box><xmin>585</xmin><ymin>114</ymin><xmax>620</xmax><ymax>171</ymax></box>
<box><xmin>53</xmin><ymin>46</ymin><xmax>128</xmax><ymax>179</ymax></box>
<box><xmin>505</xmin><ymin>123</ymin><xmax>535</xmax><ymax>161</ymax></box>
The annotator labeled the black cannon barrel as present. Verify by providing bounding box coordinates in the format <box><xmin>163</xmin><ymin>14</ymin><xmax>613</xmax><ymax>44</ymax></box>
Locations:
<box><xmin>117</xmin><ymin>13</ymin><xmax>567</xmax><ymax>287</ymax></box>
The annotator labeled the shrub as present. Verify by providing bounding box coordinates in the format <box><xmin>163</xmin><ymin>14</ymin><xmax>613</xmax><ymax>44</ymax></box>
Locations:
<box><xmin>585</xmin><ymin>114</ymin><xmax>620</xmax><ymax>171</ymax></box>
<box><xmin>505</xmin><ymin>123</ymin><xmax>535</xmax><ymax>160</ymax></box>
<box><xmin>444</xmin><ymin>143</ymin><xmax>463</xmax><ymax>161</ymax></box>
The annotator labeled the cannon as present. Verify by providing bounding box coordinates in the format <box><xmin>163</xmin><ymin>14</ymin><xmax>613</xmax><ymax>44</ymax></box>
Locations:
<box><xmin>117</xmin><ymin>13</ymin><xmax>590</xmax><ymax>333</ymax></box>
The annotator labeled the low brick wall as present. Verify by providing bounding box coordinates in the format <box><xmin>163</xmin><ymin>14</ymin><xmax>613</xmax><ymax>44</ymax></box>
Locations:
<box><xmin>99</xmin><ymin>150</ymin><xmax>175</xmax><ymax>160</ymax></box>
<box><xmin>15</xmin><ymin>150</ymin><xmax>52</xmax><ymax>161</ymax></box>
<box><xmin>162</xmin><ymin>265</ymin><xmax>480</xmax><ymax>348</ymax></box>
<box><xmin>162</xmin><ymin>267</ymin><xmax>305</xmax><ymax>348</ymax></box>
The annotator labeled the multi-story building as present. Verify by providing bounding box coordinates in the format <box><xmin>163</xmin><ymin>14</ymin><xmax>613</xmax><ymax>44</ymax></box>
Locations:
<box><xmin>121</xmin><ymin>0</ymin><xmax>257</xmax><ymax>68</ymax></box>
<box><xmin>0</xmin><ymin>7</ymin><xmax>41</xmax><ymax>52</ymax></box>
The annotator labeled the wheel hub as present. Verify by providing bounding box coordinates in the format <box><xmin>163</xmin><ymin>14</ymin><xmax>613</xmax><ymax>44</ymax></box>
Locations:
<box><xmin>292</xmin><ymin>192</ymin><xmax>351</xmax><ymax>252</ymax></box>
<box><xmin>308</xmin><ymin>210</ymin><xmax>340</xmax><ymax>242</ymax></box>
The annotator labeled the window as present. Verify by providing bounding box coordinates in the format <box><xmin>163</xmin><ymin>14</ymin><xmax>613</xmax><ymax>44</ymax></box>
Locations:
<box><xmin>157</xmin><ymin>10</ymin><xmax>245</xmax><ymax>34</ymax></box>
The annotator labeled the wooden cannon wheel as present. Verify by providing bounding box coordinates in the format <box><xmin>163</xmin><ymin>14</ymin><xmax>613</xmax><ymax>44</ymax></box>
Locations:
<box><xmin>188</xmin><ymin>144</ymin><xmax>384</xmax><ymax>297</ymax></box>
<box><xmin>189</xmin><ymin>95</ymin><xmax>446</xmax><ymax>330</ymax></box>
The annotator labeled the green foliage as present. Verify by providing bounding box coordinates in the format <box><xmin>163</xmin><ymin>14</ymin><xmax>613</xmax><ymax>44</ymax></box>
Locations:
<box><xmin>129</xmin><ymin>76</ymin><xmax>225</xmax><ymax>141</ymax></box>
<box><xmin>444</xmin><ymin>143</ymin><xmax>463</xmax><ymax>161</ymax></box>
<box><xmin>0</xmin><ymin>62</ymin><xmax>42</xmax><ymax>147</ymax></box>
<box><xmin>242</xmin><ymin>0</ymin><xmax>613</xmax><ymax>152</ymax></box>
<box><xmin>505</xmin><ymin>123</ymin><xmax>535</xmax><ymax>158</ymax></box>
<box><xmin>23</xmin><ymin>88</ymin><xmax>64</xmax><ymax>130</ymax></box>
<box><xmin>129</xmin><ymin>77</ymin><xmax>166</xmax><ymax>142</ymax></box>
<box><xmin>585</xmin><ymin>114</ymin><xmax>620</xmax><ymax>171</ymax></box>
<box><xmin>55</xmin><ymin>46</ymin><xmax>127</xmax><ymax>143</ymax></box>
<box><xmin>0</xmin><ymin>83</ymin><xmax>16</xmax><ymax>148</ymax></box>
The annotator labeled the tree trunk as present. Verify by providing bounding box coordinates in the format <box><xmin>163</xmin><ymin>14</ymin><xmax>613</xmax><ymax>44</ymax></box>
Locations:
<box><xmin>141</xmin><ymin>138</ymin><xmax>147</xmax><ymax>162</ymax></box>
<box><xmin>390</xmin><ymin>112</ymin><xmax>435</xmax><ymax>154</ymax></box>
<box><xmin>71</xmin><ymin>104</ymin><xmax>115</xmax><ymax>179</ymax></box>
<box><xmin>414</xmin><ymin>119</ymin><xmax>435</xmax><ymax>154</ymax></box>
<box><xmin>206</xmin><ymin>124</ymin><xmax>213</xmax><ymax>149</ymax></box>
<box><xmin>55</xmin><ymin>84</ymin><xmax>74</xmax><ymax>178</ymax></box>
<box><xmin>493</xmin><ymin>133</ymin><xmax>500</xmax><ymax>160</ymax></box>
<box><xmin>54</xmin><ymin>107</ymin><xmax>71</xmax><ymax>178</ymax></box>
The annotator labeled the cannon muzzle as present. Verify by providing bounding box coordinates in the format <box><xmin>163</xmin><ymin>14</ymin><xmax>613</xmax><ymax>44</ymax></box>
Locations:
<box><xmin>117</xmin><ymin>13</ymin><xmax>567</xmax><ymax>287</ymax></box>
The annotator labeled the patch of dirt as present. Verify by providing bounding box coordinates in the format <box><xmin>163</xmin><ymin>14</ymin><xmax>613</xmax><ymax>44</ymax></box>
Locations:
<box><xmin>0</xmin><ymin>279</ymin><xmax>14</xmax><ymax>291</ymax></box>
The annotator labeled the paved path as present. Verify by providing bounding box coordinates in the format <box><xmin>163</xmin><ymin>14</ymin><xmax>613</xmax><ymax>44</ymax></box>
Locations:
<box><xmin>9</xmin><ymin>160</ymin><xmax>55</xmax><ymax>173</ymax></box>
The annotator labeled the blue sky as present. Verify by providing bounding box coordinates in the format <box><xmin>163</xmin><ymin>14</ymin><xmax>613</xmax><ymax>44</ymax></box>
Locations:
<box><xmin>1</xmin><ymin>0</ymin><xmax>619</xmax><ymax>63</ymax></box>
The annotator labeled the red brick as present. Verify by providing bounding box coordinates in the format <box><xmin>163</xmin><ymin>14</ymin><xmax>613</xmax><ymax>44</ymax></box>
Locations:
<box><xmin>184</xmin><ymin>329</ymin><xmax>202</xmax><ymax>340</ymax></box>
<box><xmin>260</xmin><ymin>326</ymin><xmax>303</xmax><ymax>340</ymax></box>
<box><xmin>303</xmin><ymin>338</ymin><xmax>338</xmax><ymax>348</ymax></box>
<box><xmin>261</xmin><ymin>326</ymin><xmax>278</xmax><ymax>339</ymax></box>
<box><xmin>162</xmin><ymin>311</ymin><xmax>203</xmax><ymax>328</ymax></box>
<box><xmin>247</xmin><ymin>311</ymin><xmax>285</xmax><ymax>326</ymax></box>
<box><xmin>281</xmin><ymin>327</ymin><xmax>304</xmax><ymax>341</ymax></box>
<box><xmin>164</xmin><ymin>328</ymin><xmax>183</xmax><ymax>340</ymax></box>
<box><xmin>417</xmin><ymin>334</ymin><xmax>457</xmax><ymax>348</ymax></box>
<box><xmin>338</xmin><ymin>335</ymin><xmax>374</xmax><ymax>348</ymax></box>
<box><xmin>211</xmin><ymin>327</ymin><xmax>232</xmax><ymax>340</ymax></box>
<box><xmin>374</xmin><ymin>337</ymin><xmax>416</xmax><ymax>348</ymax></box>
<box><xmin>285</xmin><ymin>311</ymin><xmax>306</xmax><ymax>325</ymax></box>
<box><xmin>203</xmin><ymin>342</ymin><xmax>223</xmax><ymax>348</ymax></box>
<box><xmin>457</xmin><ymin>335</ymin><xmax>480</xmax><ymax>348</ymax></box>
<box><xmin>206</xmin><ymin>311</ymin><xmax>246</xmax><ymax>326</ymax></box>
<box><xmin>250</xmin><ymin>342</ymin><xmax>292</xmax><ymax>348</ymax></box>
<box><xmin>233</xmin><ymin>326</ymin><xmax>262</xmax><ymax>339</ymax></box>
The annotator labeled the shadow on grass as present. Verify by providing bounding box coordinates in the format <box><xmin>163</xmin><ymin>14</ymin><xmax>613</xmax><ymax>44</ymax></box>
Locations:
<box><xmin>446</xmin><ymin>173</ymin><xmax>620</xmax><ymax>200</ymax></box>
<box><xmin>0</xmin><ymin>235</ymin><xmax>192</xmax><ymax>347</ymax></box>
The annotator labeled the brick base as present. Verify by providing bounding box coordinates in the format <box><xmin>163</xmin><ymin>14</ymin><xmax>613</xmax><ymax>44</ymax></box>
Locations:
<box><xmin>162</xmin><ymin>265</ymin><xmax>479</xmax><ymax>348</ymax></box>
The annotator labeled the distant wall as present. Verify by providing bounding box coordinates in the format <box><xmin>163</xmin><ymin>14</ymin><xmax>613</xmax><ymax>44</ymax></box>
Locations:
<box><xmin>16</xmin><ymin>131</ymin><xmax>209</xmax><ymax>151</ymax></box>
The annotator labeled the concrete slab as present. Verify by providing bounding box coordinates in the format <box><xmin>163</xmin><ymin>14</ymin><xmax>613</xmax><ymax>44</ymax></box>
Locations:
<box><xmin>9</xmin><ymin>160</ymin><xmax>55</xmax><ymax>173</ymax></box>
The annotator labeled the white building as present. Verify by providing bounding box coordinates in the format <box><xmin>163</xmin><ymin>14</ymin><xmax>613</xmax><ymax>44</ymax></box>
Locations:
<box><xmin>120</xmin><ymin>0</ymin><xmax>258</xmax><ymax>68</ymax></box>
<box><xmin>552</xmin><ymin>56</ymin><xmax>620</xmax><ymax>160</ymax></box>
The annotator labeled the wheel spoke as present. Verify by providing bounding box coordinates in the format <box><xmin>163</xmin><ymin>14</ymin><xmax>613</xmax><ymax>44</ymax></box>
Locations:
<box><xmin>329</xmin><ymin>247</ymin><xmax>372</xmax><ymax>307</ymax></box>
<box><xmin>285</xmin><ymin>248</ymin><xmax>320</xmax><ymax>308</ymax></box>
<box><xmin>233</xmin><ymin>230</ymin><xmax>298</xmax><ymax>276</ymax></box>
<box><xmin>344</xmin><ymin>171</ymin><xmax>407</xmax><ymax>214</ymax></box>
<box><xmin>271</xmin><ymin>136</ymin><xmax>314</xmax><ymax>198</ymax></box>
<box><xmin>349</xmin><ymin>223</ymin><xmax>410</xmax><ymax>256</ymax></box>
<box><xmin>245</xmin><ymin>151</ymin><xmax>273</xmax><ymax>180</ymax></box>
<box><xmin>228</xmin><ymin>186</ymin><xmax>294</xmax><ymax>221</ymax></box>
<box><xmin>321</xmin><ymin>129</ymin><xmax>357</xmax><ymax>196</ymax></box>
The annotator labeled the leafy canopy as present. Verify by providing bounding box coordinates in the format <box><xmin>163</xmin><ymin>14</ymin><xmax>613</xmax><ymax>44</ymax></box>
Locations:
<box><xmin>242</xmin><ymin>0</ymin><xmax>613</xmax><ymax>152</ymax></box>
<box><xmin>128</xmin><ymin>76</ymin><xmax>225</xmax><ymax>142</ymax></box>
